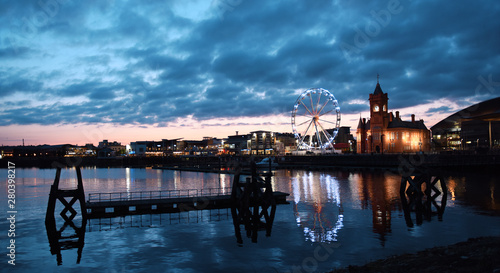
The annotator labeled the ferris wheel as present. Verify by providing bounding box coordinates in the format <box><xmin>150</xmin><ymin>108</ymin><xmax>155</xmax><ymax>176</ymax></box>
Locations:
<box><xmin>291</xmin><ymin>88</ymin><xmax>341</xmax><ymax>150</ymax></box>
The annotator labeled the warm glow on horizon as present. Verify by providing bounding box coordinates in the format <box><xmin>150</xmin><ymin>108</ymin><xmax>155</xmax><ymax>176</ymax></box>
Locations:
<box><xmin>1</xmin><ymin>101</ymin><xmax>458</xmax><ymax>146</ymax></box>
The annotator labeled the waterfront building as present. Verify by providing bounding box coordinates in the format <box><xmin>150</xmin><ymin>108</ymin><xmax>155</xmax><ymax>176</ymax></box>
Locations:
<box><xmin>357</xmin><ymin>81</ymin><xmax>431</xmax><ymax>154</ymax></box>
<box><xmin>333</xmin><ymin>126</ymin><xmax>356</xmax><ymax>153</ymax></box>
<box><xmin>275</xmin><ymin>132</ymin><xmax>297</xmax><ymax>155</ymax></box>
<box><xmin>130</xmin><ymin>138</ymin><xmax>224</xmax><ymax>156</ymax></box>
<box><xmin>7</xmin><ymin>144</ymin><xmax>74</xmax><ymax>157</ymax></box>
<box><xmin>225</xmin><ymin>133</ymin><xmax>250</xmax><ymax>155</ymax></box>
<box><xmin>0</xmin><ymin>147</ymin><xmax>13</xmax><ymax>158</ymax></box>
<box><xmin>98</xmin><ymin>140</ymin><xmax>125</xmax><ymax>155</ymax></box>
<box><xmin>97</xmin><ymin>147</ymin><xmax>115</xmax><ymax>158</ymax></box>
<box><xmin>130</xmin><ymin>140</ymin><xmax>164</xmax><ymax>156</ymax></box>
<box><xmin>160</xmin><ymin>139</ymin><xmax>182</xmax><ymax>155</ymax></box>
<box><xmin>202</xmin><ymin>137</ymin><xmax>223</xmax><ymax>155</ymax></box>
<box><xmin>431</xmin><ymin>96</ymin><xmax>500</xmax><ymax>151</ymax></box>
<box><xmin>250</xmin><ymin>130</ymin><xmax>276</xmax><ymax>155</ymax></box>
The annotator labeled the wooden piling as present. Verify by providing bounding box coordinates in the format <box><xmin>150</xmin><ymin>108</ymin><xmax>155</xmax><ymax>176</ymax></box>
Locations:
<box><xmin>45</xmin><ymin>167</ymin><xmax>87</xmax><ymax>265</ymax></box>
<box><xmin>400</xmin><ymin>169</ymin><xmax>447</xmax><ymax>227</ymax></box>
<box><xmin>230</xmin><ymin>160</ymin><xmax>279</xmax><ymax>244</ymax></box>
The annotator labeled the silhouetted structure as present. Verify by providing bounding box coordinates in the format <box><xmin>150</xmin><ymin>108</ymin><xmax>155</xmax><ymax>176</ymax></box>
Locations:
<box><xmin>230</xmin><ymin>161</ymin><xmax>278</xmax><ymax>244</ymax></box>
<box><xmin>45</xmin><ymin>167</ymin><xmax>87</xmax><ymax>265</ymax></box>
<box><xmin>400</xmin><ymin>169</ymin><xmax>447</xmax><ymax>227</ymax></box>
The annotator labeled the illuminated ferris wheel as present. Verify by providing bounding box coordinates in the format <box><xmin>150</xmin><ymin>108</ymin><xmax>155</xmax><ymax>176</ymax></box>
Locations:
<box><xmin>291</xmin><ymin>88</ymin><xmax>341</xmax><ymax>150</ymax></box>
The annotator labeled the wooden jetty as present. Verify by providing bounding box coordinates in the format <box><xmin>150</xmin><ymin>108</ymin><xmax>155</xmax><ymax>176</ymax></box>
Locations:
<box><xmin>87</xmin><ymin>160</ymin><xmax>287</xmax><ymax>220</ymax></box>
<box><xmin>44</xmin><ymin>164</ymin><xmax>289</xmax><ymax>265</ymax></box>
<box><xmin>86</xmin><ymin>188</ymin><xmax>289</xmax><ymax>219</ymax></box>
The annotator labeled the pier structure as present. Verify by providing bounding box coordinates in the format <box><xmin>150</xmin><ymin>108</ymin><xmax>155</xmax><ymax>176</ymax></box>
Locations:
<box><xmin>400</xmin><ymin>168</ymin><xmax>448</xmax><ymax>227</ymax></box>
<box><xmin>84</xmin><ymin>159</ymin><xmax>288</xmax><ymax>244</ymax></box>
<box><xmin>45</xmin><ymin>163</ymin><xmax>289</xmax><ymax>264</ymax></box>
<box><xmin>85</xmin><ymin>158</ymin><xmax>288</xmax><ymax>223</ymax></box>
<box><xmin>85</xmin><ymin>188</ymin><xmax>288</xmax><ymax>219</ymax></box>
<box><xmin>231</xmin><ymin>161</ymin><xmax>278</xmax><ymax>244</ymax></box>
<box><xmin>45</xmin><ymin>167</ymin><xmax>87</xmax><ymax>265</ymax></box>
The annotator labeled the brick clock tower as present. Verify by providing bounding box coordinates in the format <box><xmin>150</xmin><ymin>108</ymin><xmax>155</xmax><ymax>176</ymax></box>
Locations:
<box><xmin>368</xmin><ymin>77</ymin><xmax>388</xmax><ymax>153</ymax></box>
<box><xmin>357</xmin><ymin>77</ymin><xmax>430</xmax><ymax>154</ymax></box>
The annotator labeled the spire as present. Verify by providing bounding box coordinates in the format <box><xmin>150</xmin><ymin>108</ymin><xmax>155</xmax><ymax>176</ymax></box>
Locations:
<box><xmin>373</xmin><ymin>75</ymin><xmax>383</xmax><ymax>95</ymax></box>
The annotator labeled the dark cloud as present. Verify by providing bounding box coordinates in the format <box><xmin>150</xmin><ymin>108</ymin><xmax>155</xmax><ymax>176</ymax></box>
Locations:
<box><xmin>0</xmin><ymin>69</ymin><xmax>44</xmax><ymax>97</ymax></box>
<box><xmin>427</xmin><ymin>106</ymin><xmax>453</xmax><ymax>114</ymax></box>
<box><xmin>0</xmin><ymin>0</ymin><xmax>499</xmax><ymax>127</ymax></box>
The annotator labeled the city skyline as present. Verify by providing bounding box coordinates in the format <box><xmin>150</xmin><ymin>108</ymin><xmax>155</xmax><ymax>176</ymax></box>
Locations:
<box><xmin>1</xmin><ymin>1</ymin><xmax>499</xmax><ymax>146</ymax></box>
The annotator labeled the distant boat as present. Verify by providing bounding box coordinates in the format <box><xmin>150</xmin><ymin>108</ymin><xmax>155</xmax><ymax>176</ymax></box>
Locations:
<box><xmin>256</xmin><ymin>157</ymin><xmax>278</xmax><ymax>168</ymax></box>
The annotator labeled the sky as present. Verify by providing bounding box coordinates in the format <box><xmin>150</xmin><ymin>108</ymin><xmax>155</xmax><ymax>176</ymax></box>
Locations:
<box><xmin>1</xmin><ymin>0</ymin><xmax>499</xmax><ymax>146</ymax></box>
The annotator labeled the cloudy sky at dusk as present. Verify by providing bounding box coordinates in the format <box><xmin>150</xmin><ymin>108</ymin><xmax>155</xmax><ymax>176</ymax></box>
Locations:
<box><xmin>1</xmin><ymin>0</ymin><xmax>499</xmax><ymax>146</ymax></box>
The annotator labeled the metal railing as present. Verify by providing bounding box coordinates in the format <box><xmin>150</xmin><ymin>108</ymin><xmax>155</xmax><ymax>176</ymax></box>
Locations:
<box><xmin>88</xmin><ymin>187</ymin><xmax>232</xmax><ymax>203</ymax></box>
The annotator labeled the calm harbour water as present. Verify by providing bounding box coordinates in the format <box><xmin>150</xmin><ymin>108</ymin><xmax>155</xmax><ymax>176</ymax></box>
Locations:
<box><xmin>1</xmin><ymin>167</ymin><xmax>499</xmax><ymax>273</ymax></box>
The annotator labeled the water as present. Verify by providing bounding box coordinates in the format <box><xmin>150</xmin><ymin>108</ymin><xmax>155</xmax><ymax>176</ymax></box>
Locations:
<box><xmin>1</xmin><ymin>167</ymin><xmax>499</xmax><ymax>272</ymax></box>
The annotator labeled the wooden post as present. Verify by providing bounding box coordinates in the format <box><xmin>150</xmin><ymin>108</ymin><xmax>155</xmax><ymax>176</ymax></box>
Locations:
<box><xmin>45</xmin><ymin>166</ymin><xmax>87</xmax><ymax>265</ymax></box>
<box><xmin>400</xmin><ymin>170</ymin><xmax>447</xmax><ymax>227</ymax></box>
<box><xmin>250</xmin><ymin>160</ymin><xmax>259</xmax><ymax>243</ymax></box>
<box><xmin>230</xmin><ymin>165</ymin><xmax>244</xmax><ymax>245</ymax></box>
<box><xmin>230</xmin><ymin>160</ymin><xmax>277</xmax><ymax>244</ymax></box>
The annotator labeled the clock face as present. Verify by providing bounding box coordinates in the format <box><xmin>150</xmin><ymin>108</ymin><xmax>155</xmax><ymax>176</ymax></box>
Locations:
<box><xmin>383</xmin><ymin>105</ymin><xmax>386</xmax><ymax>111</ymax></box>
<box><xmin>374</xmin><ymin>105</ymin><xmax>379</xmax><ymax>112</ymax></box>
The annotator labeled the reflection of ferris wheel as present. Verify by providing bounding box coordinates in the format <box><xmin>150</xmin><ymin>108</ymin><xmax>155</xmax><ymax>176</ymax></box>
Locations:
<box><xmin>291</xmin><ymin>88</ymin><xmax>341</xmax><ymax>150</ymax></box>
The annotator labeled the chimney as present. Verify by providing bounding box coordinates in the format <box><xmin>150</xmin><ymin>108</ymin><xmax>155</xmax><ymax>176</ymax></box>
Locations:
<box><xmin>389</xmin><ymin>112</ymin><xmax>393</xmax><ymax>122</ymax></box>
<box><xmin>236</xmin><ymin>131</ymin><xmax>239</xmax><ymax>136</ymax></box>
<box><xmin>395</xmin><ymin>111</ymin><xmax>400</xmax><ymax>120</ymax></box>
<box><xmin>362</xmin><ymin>118</ymin><xmax>366</xmax><ymax>124</ymax></box>
<box><xmin>411</xmin><ymin>114</ymin><xmax>415</xmax><ymax>123</ymax></box>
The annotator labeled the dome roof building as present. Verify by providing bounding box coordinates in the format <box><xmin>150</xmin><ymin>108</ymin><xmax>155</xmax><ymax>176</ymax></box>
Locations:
<box><xmin>430</xmin><ymin>97</ymin><xmax>500</xmax><ymax>150</ymax></box>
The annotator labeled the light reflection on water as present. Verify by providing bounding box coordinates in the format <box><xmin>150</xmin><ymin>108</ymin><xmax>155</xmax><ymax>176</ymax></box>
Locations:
<box><xmin>291</xmin><ymin>172</ymin><xmax>343</xmax><ymax>243</ymax></box>
<box><xmin>1</xmin><ymin>167</ymin><xmax>499</xmax><ymax>272</ymax></box>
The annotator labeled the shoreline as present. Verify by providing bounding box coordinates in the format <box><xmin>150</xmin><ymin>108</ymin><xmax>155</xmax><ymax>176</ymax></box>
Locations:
<box><xmin>1</xmin><ymin>154</ymin><xmax>499</xmax><ymax>173</ymax></box>
<box><xmin>329</xmin><ymin>236</ymin><xmax>500</xmax><ymax>273</ymax></box>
